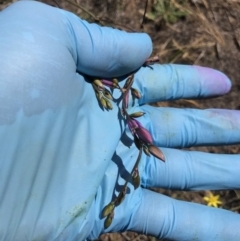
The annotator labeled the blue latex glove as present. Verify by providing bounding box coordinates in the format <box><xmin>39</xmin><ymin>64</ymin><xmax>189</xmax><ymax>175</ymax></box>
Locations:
<box><xmin>0</xmin><ymin>1</ymin><xmax>240</xmax><ymax>241</ymax></box>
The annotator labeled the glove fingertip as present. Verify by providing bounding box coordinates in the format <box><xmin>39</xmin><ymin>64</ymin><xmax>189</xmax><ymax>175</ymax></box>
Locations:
<box><xmin>62</xmin><ymin>11</ymin><xmax>152</xmax><ymax>77</ymax></box>
<box><xmin>193</xmin><ymin>66</ymin><xmax>232</xmax><ymax>96</ymax></box>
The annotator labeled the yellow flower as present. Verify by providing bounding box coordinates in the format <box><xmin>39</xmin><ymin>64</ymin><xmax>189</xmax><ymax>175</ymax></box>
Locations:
<box><xmin>203</xmin><ymin>192</ymin><xmax>222</xmax><ymax>208</ymax></box>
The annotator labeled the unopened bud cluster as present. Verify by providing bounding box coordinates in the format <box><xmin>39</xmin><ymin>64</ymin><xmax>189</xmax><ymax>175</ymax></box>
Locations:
<box><xmin>91</xmin><ymin>56</ymin><xmax>164</xmax><ymax>229</ymax></box>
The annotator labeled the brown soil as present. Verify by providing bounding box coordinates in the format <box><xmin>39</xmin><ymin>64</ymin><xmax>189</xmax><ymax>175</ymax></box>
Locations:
<box><xmin>1</xmin><ymin>1</ymin><xmax>240</xmax><ymax>240</ymax></box>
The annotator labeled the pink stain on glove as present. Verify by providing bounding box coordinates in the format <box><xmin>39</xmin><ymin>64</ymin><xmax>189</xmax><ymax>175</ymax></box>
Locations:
<box><xmin>193</xmin><ymin>66</ymin><xmax>232</xmax><ymax>96</ymax></box>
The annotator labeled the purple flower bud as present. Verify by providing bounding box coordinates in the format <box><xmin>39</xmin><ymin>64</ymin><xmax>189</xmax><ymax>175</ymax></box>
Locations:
<box><xmin>135</xmin><ymin>126</ymin><xmax>153</xmax><ymax>144</ymax></box>
<box><xmin>101</xmin><ymin>79</ymin><xmax>119</xmax><ymax>88</ymax></box>
<box><xmin>128</xmin><ymin>119</ymin><xmax>149</xmax><ymax>140</ymax></box>
<box><xmin>123</xmin><ymin>90</ymin><xmax>129</xmax><ymax>109</ymax></box>
<box><xmin>127</xmin><ymin>118</ymin><xmax>138</xmax><ymax>135</ymax></box>
<box><xmin>133</xmin><ymin>118</ymin><xmax>143</xmax><ymax>128</ymax></box>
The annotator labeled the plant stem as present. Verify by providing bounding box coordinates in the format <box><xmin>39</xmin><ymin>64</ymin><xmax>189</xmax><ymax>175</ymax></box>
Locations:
<box><xmin>114</xmin><ymin>146</ymin><xmax>143</xmax><ymax>206</ymax></box>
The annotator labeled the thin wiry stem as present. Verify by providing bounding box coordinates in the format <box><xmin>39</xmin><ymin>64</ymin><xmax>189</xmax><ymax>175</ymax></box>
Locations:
<box><xmin>63</xmin><ymin>0</ymin><xmax>136</xmax><ymax>32</ymax></box>
<box><xmin>114</xmin><ymin>145</ymin><xmax>143</xmax><ymax>206</ymax></box>
<box><xmin>64</xmin><ymin>0</ymin><xmax>101</xmax><ymax>22</ymax></box>
<box><xmin>141</xmin><ymin>0</ymin><xmax>149</xmax><ymax>29</ymax></box>
<box><xmin>97</xmin><ymin>56</ymin><xmax>163</xmax><ymax>229</ymax></box>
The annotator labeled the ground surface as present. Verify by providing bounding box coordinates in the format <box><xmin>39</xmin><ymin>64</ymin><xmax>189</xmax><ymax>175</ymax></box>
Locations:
<box><xmin>1</xmin><ymin>0</ymin><xmax>240</xmax><ymax>240</ymax></box>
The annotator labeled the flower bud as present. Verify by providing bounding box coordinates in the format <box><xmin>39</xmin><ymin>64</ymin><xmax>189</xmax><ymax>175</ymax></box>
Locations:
<box><xmin>93</xmin><ymin>79</ymin><xmax>103</xmax><ymax>89</ymax></box>
<box><xmin>102</xmin><ymin>202</ymin><xmax>115</xmax><ymax>218</ymax></box>
<box><xmin>103</xmin><ymin>89</ymin><xmax>113</xmax><ymax>100</ymax></box>
<box><xmin>148</xmin><ymin>144</ymin><xmax>165</xmax><ymax>162</ymax></box>
<box><xmin>95</xmin><ymin>91</ymin><xmax>101</xmax><ymax>100</ymax></box>
<box><xmin>100</xmin><ymin>97</ymin><xmax>107</xmax><ymax>109</ymax></box>
<box><xmin>130</xmin><ymin>112</ymin><xmax>145</xmax><ymax>118</ymax></box>
<box><xmin>101</xmin><ymin>79</ymin><xmax>113</xmax><ymax>87</ymax></box>
<box><xmin>102</xmin><ymin>79</ymin><xmax>119</xmax><ymax>89</ymax></box>
<box><xmin>112</xmin><ymin>78</ymin><xmax>120</xmax><ymax>89</ymax></box>
<box><xmin>135</xmin><ymin>126</ymin><xmax>153</xmax><ymax>144</ymax></box>
<box><xmin>127</xmin><ymin>119</ymin><xmax>138</xmax><ymax>133</ymax></box>
<box><xmin>122</xmin><ymin>90</ymin><xmax>129</xmax><ymax>109</ymax></box>
<box><xmin>104</xmin><ymin>211</ymin><xmax>114</xmax><ymax>229</ymax></box>
<box><xmin>112</xmin><ymin>78</ymin><xmax>119</xmax><ymax>84</ymax></box>
<box><xmin>123</xmin><ymin>74</ymin><xmax>134</xmax><ymax>89</ymax></box>
<box><xmin>131</xmin><ymin>88</ymin><xmax>142</xmax><ymax>99</ymax></box>
<box><xmin>106</xmin><ymin>99</ymin><xmax>113</xmax><ymax>110</ymax></box>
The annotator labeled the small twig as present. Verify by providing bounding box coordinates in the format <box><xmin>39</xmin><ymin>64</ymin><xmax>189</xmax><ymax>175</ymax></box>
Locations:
<box><xmin>224</xmin><ymin>197</ymin><xmax>240</xmax><ymax>205</ymax></box>
<box><xmin>230</xmin><ymin>206</ymin><xmax>240</xmax><ymax>212</ymax></box>
<box><xmin>100</xmin><ymin>16</ymin><xmax>136</xmax><ymax>32</ymax></box>
<box><xmin>140</xmin><ymin>0</ymin><xmax>149</xmax><ymax>29</ymax></box>
<box><xmin>50</xmin><ymin>0</ymin><xmax>61</xmax><ymax>8</ymax></box>
<box><xmin>64</xmin><ymin>0</ymin><xmax>136</xmax><ymax>32</ymax></box>
<box><xmin>120</xmin><ymin>232</ymin><xmax>131</xmax><ymax>241</ymax></box>
<box><xmin>64</xmin><ymin>0</ymin><xmax>101</xmax><ymax>23</ymax></box>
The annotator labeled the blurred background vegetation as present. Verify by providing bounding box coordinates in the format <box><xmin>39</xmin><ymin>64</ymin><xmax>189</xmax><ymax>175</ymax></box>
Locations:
<box><xmin>1</xmin><ymin>0</ymin><xmax>240</xmax><ymax>240</ymax></box>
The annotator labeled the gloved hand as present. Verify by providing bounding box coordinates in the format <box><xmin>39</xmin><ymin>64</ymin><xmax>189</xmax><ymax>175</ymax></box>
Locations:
<box><xmin>0</xmin><ymin>1</ymin><xmax>240</xmax><ymax>241</ymax></box>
